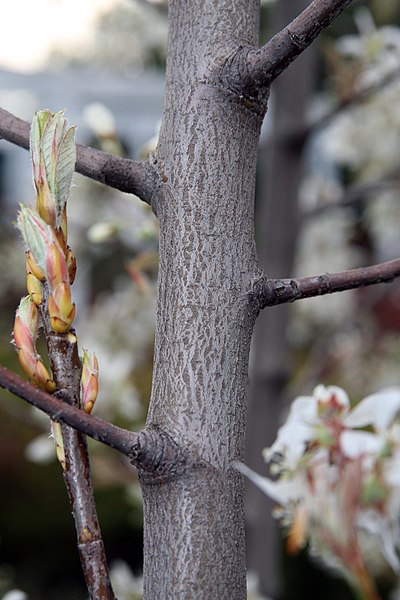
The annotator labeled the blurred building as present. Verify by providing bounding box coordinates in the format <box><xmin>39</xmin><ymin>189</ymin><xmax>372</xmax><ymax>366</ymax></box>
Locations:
<box><xmin>0</xmin><ymin>67</ymin><xmax>165</xmax><ymax>208</ymax></box>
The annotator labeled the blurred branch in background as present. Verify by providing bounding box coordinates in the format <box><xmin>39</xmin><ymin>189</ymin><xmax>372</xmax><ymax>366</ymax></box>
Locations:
<box><xmin>245</xmin><ymin>2</ymin><xmax>317</xmax><ymax>597</ymax></box>
<box><xmin>247</xmin><ymin>3</ymin><xmax>400</xmax><ymax>599</ymax></box>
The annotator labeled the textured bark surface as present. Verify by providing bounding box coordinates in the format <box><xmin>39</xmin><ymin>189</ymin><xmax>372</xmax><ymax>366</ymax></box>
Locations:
<box><xmin>140</xmin><ymin>1</ymin><xmax>264</xmax><ymax>598</ymax></box>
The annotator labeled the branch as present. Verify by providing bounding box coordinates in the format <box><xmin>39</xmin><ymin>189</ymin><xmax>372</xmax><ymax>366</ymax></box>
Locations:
<box><xmin>0</xmin><ymin>364</ymin><xmax>191</xmax><ymax>481</ymax></box>
<box><xmin>278</xmin><ymin>67</ymin><xmax>400</xmax><ymax>148</ymax></box>
<box><xmin>303</xmin><ymin>167</ymin><xmax>400</xmax><ymax>219</ymax></box>
<box><xmin>248</xmin><ymin>0</ymin><xmax>354</xmax><ymax>87</ymax></box>
<box><xmin>254</xmin><ymin>258</ymin><xmax>400</xmax><ymax>309</ymax></box>
<box><xmin>310</xmin><ymin>67</ymin><xmax>400</xmax><ymax>135</ymax></box>
<box><xmin>0</xmin><ymin>107</ymin><xmax>160</xmax><ymax>204</ymax></box>
<box><xmin>44</xmin><ymin>326</ymin><xmax>115</xmax><ymax>600</ymax></box>
<box><xmin>0</xmin><ymin>363</ymin><xmax>138</xmax><ymax>456</ymax></box>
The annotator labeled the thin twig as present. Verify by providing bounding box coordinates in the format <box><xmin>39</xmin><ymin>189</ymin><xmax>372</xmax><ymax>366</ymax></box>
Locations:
<box><xmin>0</xmin><ymin>363</ymin><xmax>138</xmax><ymax>455</ymax></box>
<box><xmin>0</xmin><ymin>363</ymin><xmax>188</xmax><ymax>482</ymax></box>
<box><xmin>255</xmin><ymin>257</ymin><xmax>400</xmax><ymax>309</ymax></box>
<box><xmin>311</xmin><ymin>67</ymin><xmax>400</xmax><ymax>135</ymax></box>
<box><xmin>278</xmin><ymin>67</ymin><xmax>400</xmax><ymax>147</ymax></box>
<box><xmin>303</xmin><ymin>166</ymin><xmax>400</xmax><ymax>219</ymax></box>
<box><xmin>44</xmin><ymin>324</ymin><xmax>115</xmax><ymax>600</ymax></box>
<box><xmin>0</xmin><ymin>107</ymin><xmax>160</xmax><ymax>204</ymax></box>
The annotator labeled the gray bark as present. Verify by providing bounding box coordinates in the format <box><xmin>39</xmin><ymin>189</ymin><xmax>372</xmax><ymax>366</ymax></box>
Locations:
<box><xmin>140</xmin><ymin>1</ymin><xmax>263</xmax><ymax>598</ymax></box>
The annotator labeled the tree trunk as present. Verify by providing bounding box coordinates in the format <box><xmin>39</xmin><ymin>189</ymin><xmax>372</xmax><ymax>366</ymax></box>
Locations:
<box><xmin>139</xmin><ymin>1</ymin><xmax>262</xmax><ymax>598</ymax></box>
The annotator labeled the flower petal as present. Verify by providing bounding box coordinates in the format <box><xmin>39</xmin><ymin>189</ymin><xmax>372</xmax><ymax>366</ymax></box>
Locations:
<box><xmin>233</xmin><ymin>462</ymin><xmax>301</xmax><ymax>504</ymax></box>
<box><xmin>341</xmin><ymin>430</ymin><xmax>385</xmax><ymax>458</ymax></box>
<box><xmin>344</xmin><ymin>388</ymin><xmax>400</xmax><ymax>431</ymax></box>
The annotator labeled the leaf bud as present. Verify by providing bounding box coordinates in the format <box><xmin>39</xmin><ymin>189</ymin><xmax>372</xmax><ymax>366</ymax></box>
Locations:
<box><xmin>48</xmin><ymin>282</ymin><xmax>76</xmax><ymax>333</ymax></box>
<box><xmin>26</xmin><ymin>273</ymin><xmax>43</xmax><ymax>306</ymax></box>
<box><xmin>26</xmin><ymin>250</ymin><xmax>45</xmax><ymax>282</ymax></box>
<box><xmin>81</xmin><ymin>350</ymin><xmax>99</xmax><ymax>414</ymax></box>
<box><xmin>66</xmin><ymin>246</ymin><xmax>77</xmax><ymax>284</ymax></box>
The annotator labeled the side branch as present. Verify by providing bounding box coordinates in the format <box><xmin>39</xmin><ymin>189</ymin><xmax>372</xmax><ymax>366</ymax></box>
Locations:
<box><xmin>0</xmin><ymin>107</ymin><xmax>160</xmax><ymax>204</ymax></box>
<box><xmin>303</xmin><ymin>166</ymin><xmax>400</xmax><ymax>219</ymax></box>
<box><xmin>0</xmin><ymin>364</ymin><xmax>138</xmax><ymax>456</ymax></box>
<box><xmin>247</xmin><ymin>0</ymin><xmax>354</xmax><ymax>87</ymax></box>
<box><xmin>254</xmin><ymin>258</ymin><xmax>400</xmax><ymax>309</ymax></box>
<box><xmin>0</xmin><ymin>364</ymin><xmax>191</xmax><ymax>480</ymax></box>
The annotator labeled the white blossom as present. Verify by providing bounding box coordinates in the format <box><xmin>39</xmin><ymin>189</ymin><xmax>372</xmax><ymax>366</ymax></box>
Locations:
<box><xmin>238</xmin><ymin>385</ymin><xmax>400</xmax><ymax>583</ymax></box>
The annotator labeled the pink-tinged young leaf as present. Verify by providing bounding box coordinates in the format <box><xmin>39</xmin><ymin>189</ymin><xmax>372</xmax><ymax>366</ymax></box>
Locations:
<box><xmin>17</xmin><ymin>349</ymin><xmax>56</xmax><ymax>393</ymax></box>
<box><xmin>45</xmin><ymin>241</ymin><xmax>68</xmax><ymax>290</ymax></box>
<box><xmin>17</xmin><ymin>205</ymin><xmax>49</xmax><ymax>273</ymax></box>
<box><xmin>13</xmin><ymin>295</ymin><xmax>38</xmax><ymax>355</ymax></box>
<box><xmin>54</xmin><ymin>125</ymin><xmax>76</xmax><ymax>226</ymax></box>
<box><xmin>17</xmin><ymin>205</ymin><xmax>68</xmax><ymax>290</ymax></box>
<box><xmin>39</xmin><ymin>111</ymin><xmax>76</xmax><ymax>227</ymax></box>
<box><xmin>13</xmin><ymin>296</ymin><xmax>55</xmax><ymax>391</ymax></box>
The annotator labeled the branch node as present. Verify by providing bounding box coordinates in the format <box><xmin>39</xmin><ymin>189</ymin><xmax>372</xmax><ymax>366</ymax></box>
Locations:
<box><xmin>53</xmin><ymin>388</ymin><xmax>75</xmax><ymax>406</ymax></box>
<box><xmin>206</xmin><ymin>47</ymin><xmax>270</xmax><ymax>115</ymax></box>
<box><xmin>250</xmin><ymin>274</ymin><xmax>299</xmax><ymax>309</ymax></box>
<box><xmin>287</xmin><ymin>28</ymin><xmax>306</xmax><ymax>50</ymax></box>
<box><xmin>130</xmin><ymin>425</ymin><xmax>195</xmax><ymax>484</ymax></box>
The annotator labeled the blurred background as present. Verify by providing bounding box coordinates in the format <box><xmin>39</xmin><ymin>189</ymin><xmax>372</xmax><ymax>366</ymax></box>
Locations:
<box><xmin>1</xmin><ymin>0</ymin><xmax>400</xmax><ymax>598</ymax></box>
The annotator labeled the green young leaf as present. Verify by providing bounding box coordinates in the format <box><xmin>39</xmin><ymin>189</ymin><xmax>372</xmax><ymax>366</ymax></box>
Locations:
<box><xmin>40</xmin><ymin>111</ymin><xmax>64</xmax><ymax>195</ymax></box>
<box><xmin>54</xmin><ymin>125</ymin><xmax>76</xmax><ymax>226</ymax></box>
<box><xmin>30</xmin><ymin>110</ymin><xmax>76</xmax><ymax>228</ymax></box>
<box><xmin>30</xmin><ymin>110</ymin><xmax>53</xmax><ymax>186</ymax></box>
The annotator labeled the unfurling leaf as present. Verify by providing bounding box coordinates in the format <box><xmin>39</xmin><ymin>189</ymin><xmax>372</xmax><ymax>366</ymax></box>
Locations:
<box><xmin>30</xmin><ymin>110</ymin><xmax>76</xmax><ymax>232</ymax></box>
<box><xmin>17</xmin><ymin>205</ymin><xmax>70</xmax><ymax>293</ymax></box>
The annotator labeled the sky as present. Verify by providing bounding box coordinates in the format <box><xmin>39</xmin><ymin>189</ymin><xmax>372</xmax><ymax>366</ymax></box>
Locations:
<box><xmin>0</xmin><ymin>0</ymin><xmax>117</xmax><ymax>72</ymax></box>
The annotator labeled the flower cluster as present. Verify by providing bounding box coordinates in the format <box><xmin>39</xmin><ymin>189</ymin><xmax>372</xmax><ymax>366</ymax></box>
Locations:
<box><xmin>237</xmin><ymin>385</ymin><xmax>400</xmax><ymax>597</ymax></box>
<box><xmin>12</xmin><ymin>110</ymin><xmax>98</xmax><ymax>415</ymax></box>
<box><xmin>335</xmin><ymin>8</ymin><xmax>400</xmax><ymax>88</ymax></box>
